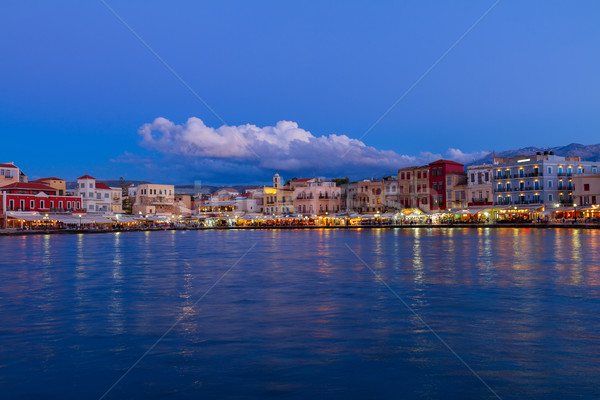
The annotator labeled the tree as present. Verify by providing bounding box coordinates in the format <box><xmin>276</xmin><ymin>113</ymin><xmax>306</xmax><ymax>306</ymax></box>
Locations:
<box><xmin>119</xmin><ymin>177</ymin><xmax>132</xmax><ymax>214</ymax></box>
<box><xmin>331</xmin><ymin>177</ymin><xmax>350</xmax><ymax>186</ymax></box>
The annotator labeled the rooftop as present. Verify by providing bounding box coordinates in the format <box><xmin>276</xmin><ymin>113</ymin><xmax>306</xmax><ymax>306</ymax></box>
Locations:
<box><xmin>77</xmin><ymin>174</ymin><xmax>96</xmax><ymax>180</ymax></box>
<box><xmin>0</xmin><ymin>182</ymin><xmax>57</xmax><ymax>192</ymax></box>
<box><xmin>0</xmin><ymin>163</ymin><xmax>18</xmax><ymax>169</ymax></box>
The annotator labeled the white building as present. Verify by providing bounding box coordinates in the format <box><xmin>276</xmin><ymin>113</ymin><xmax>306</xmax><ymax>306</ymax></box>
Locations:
<box><xmin>492</xmin><ymin>152</ymin><xmax>599</xmax><ymax>208</ymax></box>
<box><xmin>383</xmin><ymin>176</ymin><xmax>399</xmax><ymax>209</ymax></box>
<box><xmin>466</xmin><ymin>164</ymin><xmax>493</xmax><ymax>207</ymax></box>
<box><xmin>75</xmin><ymin>175</ymin><xmax>110</xmax><ymax>213</ymax></box>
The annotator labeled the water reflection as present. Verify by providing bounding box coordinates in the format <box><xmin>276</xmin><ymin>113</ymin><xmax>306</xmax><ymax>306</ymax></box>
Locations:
<box><xmin>1</xmin><ymin>229</ymin><xmax>600</xmax><ymax>399</ymax></box>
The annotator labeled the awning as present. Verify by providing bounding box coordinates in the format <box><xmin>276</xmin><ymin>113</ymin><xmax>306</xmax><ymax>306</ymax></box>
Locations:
<box><xmin>6</xmin><ymin>212</ymin><xmax>45</xmax><ymax>221</ymax></box>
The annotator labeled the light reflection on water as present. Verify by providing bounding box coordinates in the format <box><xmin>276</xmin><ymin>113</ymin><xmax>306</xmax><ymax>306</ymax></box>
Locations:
<box><xmin>1</xmin><ymin>228</ymin><xmax>600</xmax><ymax>399</ymax></box>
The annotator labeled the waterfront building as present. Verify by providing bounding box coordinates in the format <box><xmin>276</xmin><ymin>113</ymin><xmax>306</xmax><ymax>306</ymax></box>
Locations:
<box><xmin>132</xmin><ymin>183</ymin><xmax>175</xmax><ymax>215</ymax></box>
<box><xmin>31</xmin><ymin>177</ymin><xmax>66</xmax><ymax>196</ymax></box>
<box><xmin>429</xmin><ymin>159</ymin><xmax>465</xmax><ymax>211</ymax></box>
<box><xmin>0</xmin><ymin>162</ymin><xmax>27</xmax><ymax>187</ymax></box>
<box><xmin>466</xmin><ymin>164</ymin><xmax>493</xmax><ymax>207</ymax></box>
<box><xmin>174</xmin><ymin>194</ymin><xmax>193</xmax><ymax>210</ymax></box>
<box><xmin>234</xmin><ymin>193</ymin><xmax>259</xmax><ymax>213</ymax></box>
<box><xmin>398</xmin><ymin>165</ymin><xmax>430</xmax><ymax>212</ymax></box>
<box><xmin>340</xmin><ymin>182</ymin><xmax>357</xmax><ymax>212</ymax></box>
<box><xmin>348</xmin><ymin>180</ymin><xmax>384</xmax><ymax>213</ymax></box>
<box><xmin>382</xmin><ymin>176</ymin><xmax>399</xmax><ymax>209</ymax></box>
<box><xmin>0</xmin><ymin>182</ymin><xmax>84</xmax><ymax>228</ymax></box>
<box><xmin>573</xmin><ymin>174</ymin><xmax>600</xmax><ymax>206</ymax></box>
<box><xmin>492</xmin><ymin>152</ymin><xmax>599</xmax><ymax>208</ymax></box>
<box><xmin>263</xmin><ymin>173</ymin><xmax>294</xmax><ymax>215</ymax></box>
<box><xmin>446</xmin><ymin>172</ymin><xmax>468</xmax><ymax>210</ymax></box>
<box><xmin>75</xmin><ymin>175</ymin><xmax>113</xmax><ymax>213</ymax></box>
<box><xmin>211</xmin><ymin>188</ymin><xmax>239</xmax><ymax>200</ymax></box>
<box><xmin>293</xmin><ymin>178</ymin><xmax>341</xmax><ymax>215</ymax></box>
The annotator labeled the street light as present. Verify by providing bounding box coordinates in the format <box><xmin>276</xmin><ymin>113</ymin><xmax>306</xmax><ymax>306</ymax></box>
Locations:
<box><xmin>78</xmin><ymin>214</ymin><xmax>82</xmax><ymax>228</ymax></box>
<box><xmin>573</xmin><ymin>203</ymin><xmax>578</xmax><ymax>222</ymax></box>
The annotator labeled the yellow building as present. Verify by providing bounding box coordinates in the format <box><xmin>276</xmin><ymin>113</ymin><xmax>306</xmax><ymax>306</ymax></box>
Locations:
<box><xmin>263</xmin><ymin>173</ymin><xmax>294</xmax><ymax>215</ymax></box>
<box><xmin>32</xmin><ymin>177</ymin><xmax>66</xmax><ymax>196</ymax></box>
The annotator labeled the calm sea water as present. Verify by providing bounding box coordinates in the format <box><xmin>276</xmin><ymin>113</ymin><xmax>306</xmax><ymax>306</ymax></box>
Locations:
<box><xmin>1</xmin><ymin>228</ymin><xmax>600</xmax><ymax>399</ymax></box>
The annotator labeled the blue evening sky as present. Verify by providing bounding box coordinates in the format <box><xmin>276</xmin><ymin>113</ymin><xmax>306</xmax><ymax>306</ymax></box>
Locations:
<box><xmin>1</xmin><ymin>1</ymin><xmax>599</xmax><ymax>184</ymax></box>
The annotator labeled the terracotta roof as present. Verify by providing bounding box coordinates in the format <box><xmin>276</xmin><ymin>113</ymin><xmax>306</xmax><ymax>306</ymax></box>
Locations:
<box><xmin>0</xmin><ymin>182</ymin><xmax>57</xmax><ymax>192</ymax></box>
<box><xmin>0</xmin><ymin>163</ymin><xmax>18</xmax><ymax>169</ymax></box>
<box><xmin>429</xmin><ymin>159</ymin><xmax>464</xmax><ymax>166</ymax></box>
<box><xmin>77</xmin><ymin>174</ymin><xmax>96</xmax><ymax>180</ymax></box>
<box><xmin>293</xmin><ymin>178</ymin><xmax>313</xmax><ymax>182</ymax></box>
<box><xmin>95</xmin><ymin>182</ymin><xmax>112</xmax><ymax>190</ymax></box>
<box><xmin>33</xmin><ymin>177</ymin><xmax>63</xmax><ymax>182</ymax></box>
<box><xmin>398</xmin><ymin>165</ymin><xmax>429</xmax><ymax>171</ymax></box>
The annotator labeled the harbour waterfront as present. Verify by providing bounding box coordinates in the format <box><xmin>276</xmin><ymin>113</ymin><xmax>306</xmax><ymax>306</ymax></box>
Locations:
<box><xmin>1</xmin><ymin>228</ymin><xmax>600</xmax><ymax>399</ymax></box>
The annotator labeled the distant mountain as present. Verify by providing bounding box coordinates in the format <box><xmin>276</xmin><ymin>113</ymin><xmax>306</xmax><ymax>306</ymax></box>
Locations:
<box><xmin>174</xmin><ymin>184</ymin><xmax>260</xmax><ymax>195</ymax></box>
<box><xmin>471</xmin><ymin>143</ymin><xmax>600</xmax><ymax>165</ymax></box>
<box><xmin>65</xmin><ymin>179</ymin><xmax>150</xmax><ymax>190</ymax></box>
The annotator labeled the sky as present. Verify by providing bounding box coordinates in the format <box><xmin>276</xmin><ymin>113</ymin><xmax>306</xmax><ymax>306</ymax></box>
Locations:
<box><xmin>1</xmin><ymin>0</ymin><xmax>599</xmax><ymax>185</ymax></box>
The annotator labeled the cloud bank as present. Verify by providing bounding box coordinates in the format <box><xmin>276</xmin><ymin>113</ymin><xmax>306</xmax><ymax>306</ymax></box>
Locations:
<box><xmin>132</xmin><ymin>117</ymin><xmax>490</xmax><ymax>182</ymax></box>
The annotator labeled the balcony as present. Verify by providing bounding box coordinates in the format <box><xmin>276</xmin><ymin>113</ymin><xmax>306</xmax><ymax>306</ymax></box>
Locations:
<box><xmin>513</xmin><ymin>200</ymin><xmax>544</xmax><ymax>205</ymax></box>
<box><xmin>470</xmin><ymin>198</ymin><xmax>489</xmax><ymax>204</ymax></box>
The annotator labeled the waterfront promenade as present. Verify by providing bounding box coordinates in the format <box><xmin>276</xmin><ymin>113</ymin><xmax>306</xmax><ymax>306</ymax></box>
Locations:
<box><xmin>2</xmin><ymin>221</ymin><xmax>600</xmax><ymax>236</ymax></box>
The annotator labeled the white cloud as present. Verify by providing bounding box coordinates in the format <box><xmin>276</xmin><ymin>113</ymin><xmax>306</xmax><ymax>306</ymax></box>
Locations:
<box><xmin>446</xmin><ymin>148</ymin><xmax>491</xmax><ymax>164</ymax></box>
<box><xmin>135</xmin><ymin>117</ymin><xmax>489</xmax><ymax>180</ymax></box>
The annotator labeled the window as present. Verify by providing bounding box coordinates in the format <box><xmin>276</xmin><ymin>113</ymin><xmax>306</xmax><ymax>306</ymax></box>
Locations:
<box><xmin>20</xmin><ymin>200</ymin><xmax>24</xmax><ymax>210</ymax></box>
<box><xmin>471</xmin><ymin>173</ymin><xmax>475</xmax><ymax>183</ymax></box>
<box><xmin>548</xmin><ymin>167</ymin><xmax>552</xmax><ymax>174</ymax></box>
<box><xmin>578</xmin><ymin>167</ymin><xmax>583</xmax><ymax>174</ymax></box>
<box><xmin>407</xmin><ymin>173</ymin><xmax>410</xmax><ymax>180</ymax></box>
<box><xmin>417</xmin><ymin>172</ymin><xmax>421</xmax><ymax>179</ymax></box>
<box><xmin>59</xmin><ymin>201</ymin><xmax>63</xmax><ymax>209</ymax></box>
<box><xmin>40</xmin><ymin>200</ymin><xmax>45</xmax><ymax>209</ymax></box>
<box><xmin>400</xmin><ymin>173</ymin><xmax>404</xmax><ymax>179</ymax></box>
<box><xmin>423</xmin><ymin>171</ymin><xmax>427</xmax><ymax>179</ymax></box>
<box><xmin>8</xmin><ymin>199</ymin><xmax>14</xmax><ymax>211</ymax></box>
<box><xmin>584</xmin><ymin>184</ymin><xmax>590</xmax><ymax>191</ymax></box>
<box><xmin>50</xmin><ymin>201</ymin><xmax>54</xmax><ymax>208</ymax></box>
<box><xmin>67</xmin><ymin>201</ymin><xmax>71</xmax><ymax>209</ymax></box>
<box><xmin>485</xmin><ymin>172</ymin><xmax>489</xmax><ymax>181</ymax></box>
<box><xmin>89</xmin><ymin>183</ymin><xmax>93</xmax><ymax>188</ymax></box>
<box><xmin>548</xmin><ymin>194</ymin><xmax>553</xmax><ymax>202</ymax></box>
<box><xmin>548</xmin><ymin>181</ymin><xmax>552</xmax><ymax>188</ymax></box>
<box><xmin>30</xmin><ymin>200</ymin><xmax>35</xmax><ymax>209</ymax></box>
<box><xmin>446</xmin><ymin>176</ymin><xmax>451</xmax><ymax>185</ymax></box>
<box><xmin>104</xmin><ymin>193</ymin><xmax>109</xmax><ymax>198</ymax></box>
<box><xmin>89</xmin><ymin>204</ymin><xmax>94</xmax><ymax>210</ymax></box>
<box><xmin>80</xmin><ymin>183</ymin><xmax>84</xmax><ymax>188</ymax></box>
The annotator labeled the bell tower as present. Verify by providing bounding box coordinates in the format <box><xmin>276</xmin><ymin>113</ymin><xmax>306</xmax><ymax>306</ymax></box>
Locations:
<box><xmin>273</xmin><ymin>173</ymin><xmax>281</xmax><ymax>189</ymax></box>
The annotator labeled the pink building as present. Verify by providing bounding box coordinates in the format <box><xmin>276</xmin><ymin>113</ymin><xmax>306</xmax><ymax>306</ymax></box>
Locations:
<box><xmin>293</xmin><ymin>178</ymin><xmax>341</xmax><ymax>215</ymax></box>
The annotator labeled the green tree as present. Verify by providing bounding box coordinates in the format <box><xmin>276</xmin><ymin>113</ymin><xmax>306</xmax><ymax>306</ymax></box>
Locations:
<box><xmin>331</xmin><ymin>176</ymin><xmax>350</xmax><ymax>186</ymax></box>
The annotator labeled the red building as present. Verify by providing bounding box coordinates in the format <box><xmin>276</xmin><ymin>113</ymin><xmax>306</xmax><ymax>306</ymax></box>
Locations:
<box><xmin>1</xmin><ymin>182</ymin><xmax>84</xmax><ymax>216</ymax></box>
<box><xmin>429</xmin><ymin>159</ymin><xmax>465</xmax><ymax>211</ymax></box>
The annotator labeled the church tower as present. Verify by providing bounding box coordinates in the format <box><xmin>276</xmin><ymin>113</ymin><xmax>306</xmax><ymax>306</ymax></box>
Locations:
<box><xmin>273</xmin><ymin>173</ymin><xmax>281</xmax><ymax>189</ymax></box>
